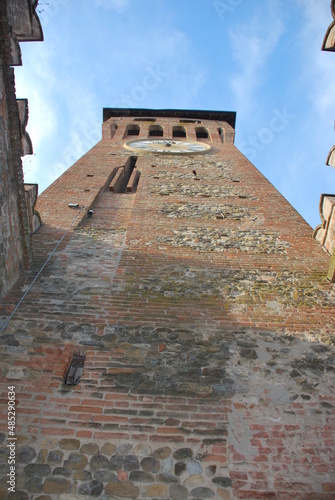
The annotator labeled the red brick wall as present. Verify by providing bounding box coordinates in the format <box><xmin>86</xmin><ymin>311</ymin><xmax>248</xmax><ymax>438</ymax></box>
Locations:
<box><xmin>0</xmin><ymin>114</ymin><xmax>334</xmax><ymax>498</ymax></box>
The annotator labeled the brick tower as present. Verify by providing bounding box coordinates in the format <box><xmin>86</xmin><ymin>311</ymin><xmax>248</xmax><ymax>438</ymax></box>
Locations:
<box><xmin>0</xmin><ymin>108</ymin><xmax>335</xmax><ymax>498</ymax></box>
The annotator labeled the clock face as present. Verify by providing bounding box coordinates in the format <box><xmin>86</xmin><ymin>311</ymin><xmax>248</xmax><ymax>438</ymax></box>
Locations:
<box><xmin>124</xmin><ymin>139</ymin><xmax>211</xmax><ymax>155</ymax></box>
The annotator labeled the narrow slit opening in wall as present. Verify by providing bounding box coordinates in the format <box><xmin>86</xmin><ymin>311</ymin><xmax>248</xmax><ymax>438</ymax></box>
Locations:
<box><xmin>65</xmin><ymin>351</ymin><xmax>86</xmax><ymax>385</ymax></box>
<box><xmin>218</xmin><ymin>127</ymin><xmax>224</xmax><ymax>143</ymax></box>
<box><xmin>109</xmin><ymin>156</ymin><xmax>139</xmax><ymax>193</ymax></box>
<box><xmin>110</xmin><ymin>123</ymin><xmax>118</xmax><ymax>139</ymax></box>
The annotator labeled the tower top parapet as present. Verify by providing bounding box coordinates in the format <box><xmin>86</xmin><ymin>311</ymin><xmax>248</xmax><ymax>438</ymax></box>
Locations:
<box><xmin>103</xmin><ymin>107</ymin><xmax>236</xmax><ymax>129</ymax></box>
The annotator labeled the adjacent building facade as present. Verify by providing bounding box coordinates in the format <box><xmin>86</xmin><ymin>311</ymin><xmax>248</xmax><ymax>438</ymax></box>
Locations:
<box><xmin>322</xmin><ymin>0</ymin><xmax>335</xmax><ymax>53</ymax></box>
<box><xmin>314</xmin><ymin>0</ymin><xmax>335</xmax><ymax>276</ymax></box>
<box><xmin>0</xmin><ymin>108</ymin><xmax>334</xmax><ymax>498</ymax></box>
<box><xmin>0</xmin><ymin>0</ymin><xmax>42</xmax><ymax>299</ymax></box>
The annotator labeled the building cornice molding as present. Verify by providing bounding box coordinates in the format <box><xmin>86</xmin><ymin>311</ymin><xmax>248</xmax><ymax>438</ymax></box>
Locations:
<box><xmin>103</xmin><ymin>108</ymin><xmax>236</xmax><ymax>129</ymax></box>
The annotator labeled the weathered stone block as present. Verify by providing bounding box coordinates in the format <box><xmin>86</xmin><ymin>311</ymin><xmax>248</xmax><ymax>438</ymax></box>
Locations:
<box><xmin>77</xmin><ymin>480</ymin><xmax>104</xmax><ymax>496</ymax></box>
<box><xmin>59</xmin><ymin>439</ymin><xmax>80</xmax><ymax>451</ymax></box>
<box><xmin>104</xmin><ymin>480</ymin><xmax>139</xmax><ymax>498</ymax></box>
<box><xmin>42</xmin><ymin>477</ymin><xmax>71</xmax><ymax>495</ymax></box>
<box><xmin>64</xmin><ymin>452</ymin><xmax>88</xmax><ymax>471</ymax></box>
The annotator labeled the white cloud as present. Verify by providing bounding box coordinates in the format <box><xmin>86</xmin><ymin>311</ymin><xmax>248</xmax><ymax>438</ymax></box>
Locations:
<box><xmin>15</xmin><ymin>44</ymin><xmax>59</xmax><ymax>185</ymax></box>
<box><xmin>15</xmin><ymin>44</ymin><xmax>58</xmax><ymax>146</ymax></box>
<box><xmin>228</xmin><ymin>2</ymin><xmax>284</xmax><ymax>113</ymax></box>
<box><xmin>52</xmin><ymin>89</ymin><xmax>101</xmax><ymax>180</ymax></box>
<box><xmin>297</xmin><ymin>0</ymin><xmax>335</xmax><ymax>118</ymax></box>
<box><xmin>103</xmin><ymin>26</ymin><xmax>208</xmax><ymax>109</ymax></box>
<box><xmin>298</xmin><ymin>0</ymin><xmax>330</xmax><ymax>36</ymax></box>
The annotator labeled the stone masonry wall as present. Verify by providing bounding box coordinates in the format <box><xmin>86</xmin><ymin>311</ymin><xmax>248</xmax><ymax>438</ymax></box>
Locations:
<box><xmin>0</xmin><ymin>0</ymin><xmax>43</xmax><ymax>299</ymax></box>
<box><xmin>0</xmin><ymin>9</ymin><xmax>29</xmax><ymax>299</ymax></box>
<box><xmin>0</xmin><ymin>115</ymin><xmax>334</xmax><ymax>498</ymax></box>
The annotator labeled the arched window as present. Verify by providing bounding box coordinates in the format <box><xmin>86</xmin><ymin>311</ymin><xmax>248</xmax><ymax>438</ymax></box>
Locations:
<box><xmin>172</xmin><ymin>126</ymin><xmax>186</xmax><ymax>138</ymax></box>
<box><xmin>196</xmin><ymin>127</ymin><xmax>209</xmax><ymax>139</ymax></box>
<box><xmin>149</xmin><ymin>125</ymin><xmax>164</xmax><ymax>137</ymax></box>
<box><xmin>126</xmin><ymin>124</ymin><xmax>140</xmax><ymax>136</ymax></box>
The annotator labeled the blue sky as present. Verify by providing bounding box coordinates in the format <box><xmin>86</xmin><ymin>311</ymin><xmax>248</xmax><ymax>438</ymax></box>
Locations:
<box><xmin>15</xmin><ymin>0</ymin><xmax>335</xmax><ymax>228</ymax></box>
